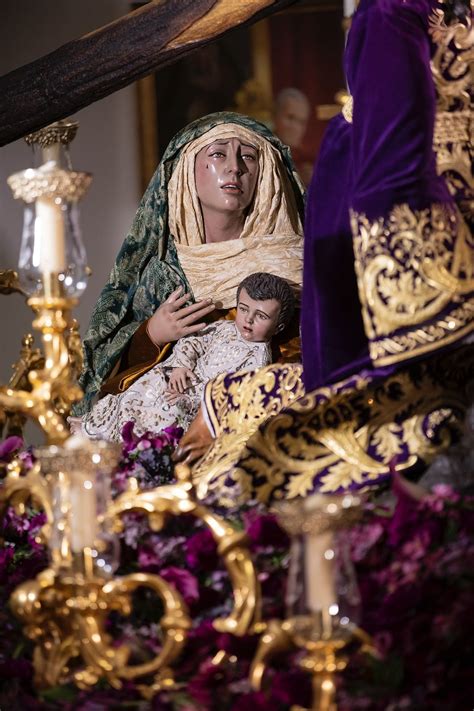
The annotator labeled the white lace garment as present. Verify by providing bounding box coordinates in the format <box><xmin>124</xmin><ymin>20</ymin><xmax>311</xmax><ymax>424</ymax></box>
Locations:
<box><xmin>82</xmin><ymin>320</ymin><xmax>272</xmax><ymax>441</ymax></box>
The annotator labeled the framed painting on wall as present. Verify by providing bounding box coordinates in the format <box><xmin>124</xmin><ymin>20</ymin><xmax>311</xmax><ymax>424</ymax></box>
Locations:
<box><xmin>134</xmin><ymin>0</ymin><xmax>345</xmax><ymax>190</ymax></box>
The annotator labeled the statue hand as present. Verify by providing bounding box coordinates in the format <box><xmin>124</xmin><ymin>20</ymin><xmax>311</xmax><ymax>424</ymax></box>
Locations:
<box><xmin>147</xmin><ymin>286</ymin><xmax>215</xmax><ymax>346</ymax></box>
<box><xmin>167</xmin><ymin>367</ymin><xmax>194</xmax><ymax>394</ymax></box>
<box><xmin>173</xmin><ymin>405</ymin><xmax>213</xmax><ymax>465</ymax></box>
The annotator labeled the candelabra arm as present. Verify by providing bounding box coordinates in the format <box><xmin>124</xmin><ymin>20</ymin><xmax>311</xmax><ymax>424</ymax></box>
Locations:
<box><xmin>10</xmin><ymin>566</ymin><xmax>191</xmax><ymax>692</ymax></box>
<box><xmin>0</xmin><ymin>294</ymin><xmax>82</xmax><ymax>444</ymax></box>
<box><xmin>10</xmin><ymin>568</ymin><xmax>79</xmax><ymax>688</ymax></box>
<box><xmin>100</xmin><ymin>572</ymin><xmax>191</xmax><ymax>681</ymax></box>
<box><xmin>109</xmin><ymin>471</ymin><xmax>262</xmax><ymax>638</ymax></box>
<box><xmin>0</xmin><ymin>460</ymin><xmax>53</xmax><ymax>542</ymax></box>
<box><xmin>250</xmin><ymin>619</ymin><xmax>294</xmax><ymax>691</ymax></box>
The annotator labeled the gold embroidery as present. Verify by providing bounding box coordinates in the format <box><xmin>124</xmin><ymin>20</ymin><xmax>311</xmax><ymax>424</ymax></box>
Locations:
<box><xmin>192</xmin><ymin>346</ymin><xmax>473</xmax><ymax>505</ymax></box>
<box><xmin>351</xmin><ymin>202</ymin><xmax>474</xmax><ymax>366</ymax></box>
<box><xmin>195</xmin><ymin>364</ymin><xmax>305</xmax><ymax>502</ymax></box>
<box><xmin>429</xmin><ymin>3</ymin><xmax>473</xmax><ymax>221</ymax></box>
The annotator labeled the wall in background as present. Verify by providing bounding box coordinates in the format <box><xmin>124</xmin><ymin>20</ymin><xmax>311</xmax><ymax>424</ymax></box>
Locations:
<box><xmin>0</xmin><ymin>0</ymin><xmax>141</xmax><ymax>440</ymax></box>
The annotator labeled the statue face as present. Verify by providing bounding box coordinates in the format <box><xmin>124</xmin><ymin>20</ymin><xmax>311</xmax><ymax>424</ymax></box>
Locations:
<box><xmin>235</xmin><ymin>287</ymin><xmax>281</xmax><ymax>342</ymax></box>
<box><xmin>194</xmin><ymin>137</ymin><xmax>259</xmax><ymax>218</ymax></box>
<box><xmin>274</xmin><ymin>97</ymin><xmax>309</xmax><ymax>148</ymax></box>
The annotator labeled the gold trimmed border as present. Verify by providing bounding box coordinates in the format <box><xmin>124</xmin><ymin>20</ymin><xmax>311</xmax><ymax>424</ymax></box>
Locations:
<box><xmin>372</xmin><ymin>317</ymin><xmax>474</xmax><ymax>367</ymax></box>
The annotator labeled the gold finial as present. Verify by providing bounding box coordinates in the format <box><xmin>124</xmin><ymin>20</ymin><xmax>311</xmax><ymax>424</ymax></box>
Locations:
<box><xmin>24</xmin><ymin>120</ymin><xmax>79</xmax><ymax>149</ymax></box>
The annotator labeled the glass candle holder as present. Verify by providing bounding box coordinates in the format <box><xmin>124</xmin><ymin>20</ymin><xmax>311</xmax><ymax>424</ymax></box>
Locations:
<box><xmin>274</xmin><ymin>492</ymin><xmax>363</xmax><ymax>645</ymax></box>
<box><xmin>35</xmin><ymin>438</ymin><xmax>122</xmax><ymax>579</ymax></box>
<box><xmin>7</xmin><ymin>120</ymin><xmax>92</xmax><ymax>299</ymax></box>
<box><xmin>8</xmin><ymin>165</ymin><xmax>91</xmax><ymax>298</ymax></box>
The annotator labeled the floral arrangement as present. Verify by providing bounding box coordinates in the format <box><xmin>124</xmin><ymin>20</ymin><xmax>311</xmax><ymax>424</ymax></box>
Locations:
<box><xmin>0</xmin><ymin>428</ymin><xmax>473</xmax><ymax>710</ymax></box>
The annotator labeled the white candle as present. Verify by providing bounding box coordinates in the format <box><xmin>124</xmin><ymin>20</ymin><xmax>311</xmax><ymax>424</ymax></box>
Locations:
<box><xmin>34</xmin><ymin>197</ymin><xmax>66</xmax><ymax>273</ymax></box>
<box><xmin>42</xmin><ymin>143</ymin><xmax>61</xmax><ymax>165</ymax></box>
<box><xmin>305</xmin><ymin>529</ymin><xmax>337</xmax><ymax>616</ymax></box>
<box><xmin>69</xmin><ymin>471</ymin><xmax>98</xmax><ymax>552</ymax></box>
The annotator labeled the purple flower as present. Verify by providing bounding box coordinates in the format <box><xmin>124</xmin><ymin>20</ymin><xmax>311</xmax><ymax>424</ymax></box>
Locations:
<box><xmin>187</xmin><ymin>659</ymin><xmax>230</xmax><ymax>708</ymax></box>
<box><xmin>348</xmin><ymin>521</ymin><xmax>385</xmax><ymax>562</ymax></box>
<box><xmin>185</xmin><ymin>529</ymin><xmax>218</xmax><ymax>571</ymax></box>
<box><xmin>121</xmin><ymin>420</ymin><xmax>137</xmax><ymax>452</ymax></box>
<box><xmin>245</xmin><ymin>514</ymin><xmax>289</xmax><ymax>550</ymax></box>
<box><xmin>0</xmin><ymin>546</ymin><xmax>14</xmax><ymax>584</ymax></box>
<box><xmin>269</xmin><ymin>668</ymin><xmax>312</xmax><ymax>707</ymax></box>
<box><xmin>0</xmin><ymin>436</ymin><xmax>23</xmax><ymax>463</ymax></box>
<box><xmin>216</xmin><ymin>632</ymin><xmax>258</xmax><ymax>661</ymax></box>
<box><xmin>386</xmin><ymin>486</ymin><xmax>421</xmax><ymax>547</ymax></box>
<box><xmin>149</xmin><ymin>425</ymin><xmax>183</xmax><ymax>450</ymax></box>
<box><xmin>160</xmin><ymin>566</ymin><xmax>199</xmax><ymax>604</ymax></box>
<box><xmin>69</xmin><ymin>684</ymin><xmax>140</xmax><ymax>710</ymax></box>
<box><xmin>230</xmin><ymin>691</ymin><xmax>274</xmax><ymax>711</ymax></box>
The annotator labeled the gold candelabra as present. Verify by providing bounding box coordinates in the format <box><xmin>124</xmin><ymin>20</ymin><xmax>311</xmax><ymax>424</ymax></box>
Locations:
<box><xmin>0</xmin><ymin>449</ymin><xmax>261</xmax><ymax>694</ymax></box>
<box><xmin>0</xmin><ymin>120</ymin><xmax>263</xmax><ymax>697</ymax></box>
<box><xmin>0</xmin><ymin>121</ymin><xmax>371</xmax><ymax>706</ymax></box>
<box><xmin>250</xmin><ymin>493</ymin><xmax>375</xmax><ymax>711</ymax></box>
<box><xmin>0</xmin><ymin>120</ymin><xmax>91</xmax><ymax>444</ymax></box>
<box><xmin>0</xmin><ymin>442</ymin><xmax>191</xmax><ymax>692</ymax></box>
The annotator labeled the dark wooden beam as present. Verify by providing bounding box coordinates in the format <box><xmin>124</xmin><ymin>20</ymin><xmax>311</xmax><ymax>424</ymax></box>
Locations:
<box><xmin>0</xmin><ymin>0</ymin><xmax>298</xmax><ymax>147</ymax></box>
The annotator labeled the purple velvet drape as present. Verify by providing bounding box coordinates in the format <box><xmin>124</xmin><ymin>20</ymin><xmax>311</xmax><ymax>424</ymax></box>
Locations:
<box><xmin>301</xmin><ymin>0</ymin><xmax>453</xmax><ymax>392</ymax></box>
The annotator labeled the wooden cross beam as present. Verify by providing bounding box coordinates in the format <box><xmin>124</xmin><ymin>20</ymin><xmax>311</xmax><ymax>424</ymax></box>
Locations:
<box><xmin>0</xmin><ymin>0</ymin><xmax>298</xmax><ymax>147</ymax></box>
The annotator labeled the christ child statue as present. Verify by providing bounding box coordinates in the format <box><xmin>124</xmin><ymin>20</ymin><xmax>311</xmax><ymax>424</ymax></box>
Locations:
<box><xmin>80</xmin><ymin>272</ymin><xmax>296</xmax><ymax>441</ymax></box>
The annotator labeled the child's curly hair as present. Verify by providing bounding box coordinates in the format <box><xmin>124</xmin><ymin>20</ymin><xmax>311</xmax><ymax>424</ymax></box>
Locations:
<box><xmin>237</xmin><ymin>272</ymin><xmax>296</xmax><ymax>332</ymax></box>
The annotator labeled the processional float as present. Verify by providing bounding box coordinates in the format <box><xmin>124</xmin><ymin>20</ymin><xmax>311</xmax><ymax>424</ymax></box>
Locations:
<box><xmin>0</xmin><ymin>0</ymin><xmax>472</xmax><ymax>708</ymax></box>
<box><xmin>0</xmin><ymin>121</ymin><xmax>372</xmax><ymax>709</ymax></box>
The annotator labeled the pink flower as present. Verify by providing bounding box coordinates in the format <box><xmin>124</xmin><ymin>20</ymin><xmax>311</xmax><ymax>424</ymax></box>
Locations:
<box><xmin>431</xmin><ymin>483</ymin><xmax>457</xmax><ymax>499</ymax></box>
<box><xmin>401</xmin><ymin>534</ymin><xmax>429</xmax><ymax>560</ymax></box>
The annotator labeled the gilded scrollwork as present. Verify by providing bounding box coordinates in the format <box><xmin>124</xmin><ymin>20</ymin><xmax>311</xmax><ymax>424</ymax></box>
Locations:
<box><xmin>204</xmin><ymin>363</ymin><xmax>305</xmax><ymax>440</ymax></box>
<box><xmin>108</xmin><ymin>468</ymin><xmax>262</xmax><ymax>636</ymax></box>
<box><xmin>351</xmin><ymin>202</ymin><xmax>474</xmax><ymax>366</ymax></box>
